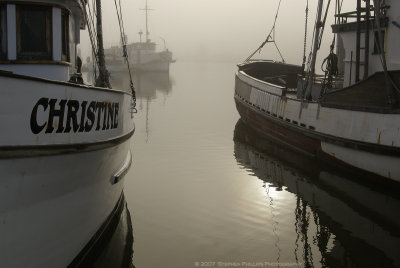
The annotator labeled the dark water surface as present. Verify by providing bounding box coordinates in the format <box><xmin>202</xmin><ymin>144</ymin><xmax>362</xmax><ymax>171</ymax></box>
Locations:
<box><xmin>118</xmin><ymin>62</ymin><xmax>400</xmax><ymax>268</ymax></box>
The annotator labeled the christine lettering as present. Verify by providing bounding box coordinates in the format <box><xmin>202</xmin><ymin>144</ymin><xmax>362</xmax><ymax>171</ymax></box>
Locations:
<box><xmin>30</xmin><ymin>98</ymin><xmax>119</xmax><ymax>134</ymax></box>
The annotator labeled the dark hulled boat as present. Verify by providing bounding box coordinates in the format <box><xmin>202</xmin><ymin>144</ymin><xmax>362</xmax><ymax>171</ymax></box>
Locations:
<box><xmin>235</xmin><ymin>0</ymin><xmax>400</xmax><ymax>182</ymax></box>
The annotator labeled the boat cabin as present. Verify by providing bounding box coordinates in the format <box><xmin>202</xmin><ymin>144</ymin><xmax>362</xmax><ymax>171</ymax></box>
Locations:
<box><xmin>332</xmin><ymin>0</ymin><xmax>400</xmax><ymax>87</ymax></box>
<box><xmin>0</xmin><ymin>0</ymin><xmax>85</xmax><ymax>81</ymax></box>
<box><xmin>128</xmin><ymin>41</ymin><xmax>156</xmax><ymax>53</ymax></box>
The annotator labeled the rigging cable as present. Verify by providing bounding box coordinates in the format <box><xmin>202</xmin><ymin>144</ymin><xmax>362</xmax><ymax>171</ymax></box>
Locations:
<box><xmin>244</xmin><ymin>0</ymin><xmax>284</xmax><ymax>63</ymax></box>
<box><xmin>84</xmin><ymin>2</ymin><xmax>99</xmax><ymax>81</ymax></box>
<box><xmin>302</xmin><ymin>0</ymin><xmax>309</xmax><ymax>73</ymax></box>
<box><xmin>302</xmin><ymin>1</ymin><xmax>319</xmax><ymax>94</ymax></box>
<box><xmin>318</xmin><ymin>0</ymin><xmax>332</xmax><ymax>49</ymax></box>
<box><xmin>90</xmin><ymin>1</ymin><xmax>99</xmax><ymax>81</ymax></box>
<box><xmin>371</xmin><ymin>0</ymin><xmax>400</xmax><ymax>101</ymax></box>
<box><xmin>114</xmin><ymin>0</ymin><xmax>137</xmax><ymax>113</ymax></box>
<box><xmin>303</xmin><ymin>0</ymin><xmax>332</xmax><ymax>97</ymax></box>
<box><xmin>320</xmin><ymin>0</ymin><xmax>340</xmax><ymax>94</ymax></box>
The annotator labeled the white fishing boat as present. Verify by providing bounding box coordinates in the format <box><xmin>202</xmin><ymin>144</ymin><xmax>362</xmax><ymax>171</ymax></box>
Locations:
<box><xmin>128</xmin><ymin>35</ymin><xmax>174</xmax><ymax>72</ymax></box>
<box><xmin>129</xmin><ymin>0</ymin><xmax>174</xmax><ymax>72</ymax></box>
<box><xmin>0</xmin><ymin>1</ymin><xmax>136</xmax><ymax>267</ymax></box>
<box><xmin>235</xmin><ymin>0</ymin><xmax>400</xmax><ymax>183</ymax></box>
<box><xmin>99</xmin><ymin>0</ymin><xmax>174</xmax><ymax>73</ymax></box>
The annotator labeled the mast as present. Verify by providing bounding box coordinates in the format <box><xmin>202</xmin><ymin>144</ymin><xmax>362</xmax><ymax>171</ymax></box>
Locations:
<box><xmin>364</xmin><ymin>0</ymin><xmax>370</xmax><ymax>79</ymax></box>
<box><xmin>95</xmin><ymin>0</ymin><xmax>110</xmax><ymax>88</ymax></box>
<box><xmin>355</xmin><ymin>0</ymin><xmax>361</xmax><ymax>82</ymax></box>
<box><xmin>304</xmin><ymin>0</ymin><xmax>324</xmax><ymax>99</ymax></box>
<box><xmin>141</xmin><ymin>0</ymin><xmax>153</xmax><ymax>42</ymax></box>
<box><xmin>372</xmin><ymin>0</ymin><xmax>394</xmax><ymax>105</ymax></box>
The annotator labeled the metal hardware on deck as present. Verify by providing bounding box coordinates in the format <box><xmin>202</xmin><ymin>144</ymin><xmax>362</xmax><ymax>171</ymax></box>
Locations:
<box><xmin>111</xmin><ymin>150</ymin><xmax>132</xmax><ymax>185</ymax></box>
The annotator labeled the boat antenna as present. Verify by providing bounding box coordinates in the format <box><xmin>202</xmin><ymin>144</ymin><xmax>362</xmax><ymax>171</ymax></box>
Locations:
<box><xmin>114</xmin><ymin>0</ymin><xmax>137</xmax><ymax>113</ymax></box>
<box><xmin>95</xmin><ymin>0</ymin><xmax>111</xmax><ymax>88</ymax></box>
<box><xmin>244</xmin><ymin>0</ymin><xmax>285</xmax><ymax>63</ymax></box>
<box><xmin>160</xmin><ymin>37</ymin><xmax>167</xmax><ymax>50</ymax></box>
<box><xmin>141</xmin><ymin>0</ymin><xmax>154</xmax><ymax>42</ymax></box>
<box><xmin>139</xmin><ymin>30</ymin><xmax>143</xmax><ymax>43</ymax></box>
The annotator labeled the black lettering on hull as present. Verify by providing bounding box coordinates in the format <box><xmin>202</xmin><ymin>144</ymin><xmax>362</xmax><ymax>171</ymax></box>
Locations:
<box><xmin>30</xmin><ymin>98</ymin><xmax>120</xmax><ymax>134</ymax></box>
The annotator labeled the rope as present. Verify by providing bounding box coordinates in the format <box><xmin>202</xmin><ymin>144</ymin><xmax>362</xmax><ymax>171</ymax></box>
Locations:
<box><xmin>84</xmin><ymin>2</ymin><xmax>99</xmax><ymax>81</ymax></box>
<box><xmin>302</xmin><ymin>0</ymin><xmax>309</xmax><ymax>73</ymax></box>
<box><xmin>244</xmin><ymin>0</ymin><xmax>284</xmax><ymax>62</ymax></box>
<box><xmin>114</xmin><ymin>0</ymin><xmax>137</xmax><ymax>113</ymax></box>
<box><xmin>318</xmin><ymin>0</ymin><xmax>332</xmax><ymax>49</ymax></box>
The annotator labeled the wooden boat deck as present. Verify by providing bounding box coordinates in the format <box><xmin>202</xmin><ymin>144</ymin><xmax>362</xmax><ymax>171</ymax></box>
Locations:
<box><xmin>321</xmin><ymin>71</ymin><xmax>400</xmax><ymax>113</ymax></box>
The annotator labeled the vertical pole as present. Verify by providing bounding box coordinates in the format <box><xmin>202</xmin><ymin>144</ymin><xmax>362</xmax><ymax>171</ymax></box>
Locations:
<box><xmin>6</xmin><ymin>4</ymin><xmax>17</xmax><ymax>60</ymax></box>
<box><xmin>364</xmin><ymin>0</ymin><xmax>370</xmax><ymax>79</ymax></box>
<box><xmin>349</xmin><ymin>51</ymin><xmax>353</xmax><ymax>86</ymax></box>
<box><xmin>372</xmin><ymin>0</ymin><xmax>393</xmax><ymax>104</ymax></box>
<box><xmin>305</xmin><ymin>0</ymin><xmax>324</xmax><ymax>100</ymax></box>
<box><xmin>145</xmin><ymin>0</ymin><xmax>149</xmax><ymax>42</ymax></box>
<box><xmin>355</xmin><ymin>0</ymin><xmax>361</xmax><ymax>82</ymax></box>
<box><xmin>95</xmin><ymin>0</ymin><xmax>110</xmax><ymax>88</ymax></box>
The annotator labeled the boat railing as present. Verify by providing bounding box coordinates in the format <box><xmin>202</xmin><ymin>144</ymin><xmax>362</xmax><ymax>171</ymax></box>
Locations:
<box><xmin>334</xmin><ymin>4</ymin><xmax>389</xmax><ymax>24</ymax></box>
<box><xmin>297</xmin><ymin>74</ymin><xmax>344</xmax><ymax>100</ymax></box>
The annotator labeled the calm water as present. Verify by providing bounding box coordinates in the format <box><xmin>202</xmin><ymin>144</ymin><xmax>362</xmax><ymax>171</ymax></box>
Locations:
<box><xmin>113</xmin><ymin>62</ymin><xmax>400</xmax><ymax>268</ymax></box>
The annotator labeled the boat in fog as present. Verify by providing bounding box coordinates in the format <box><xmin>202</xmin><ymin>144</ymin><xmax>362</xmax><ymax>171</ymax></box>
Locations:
<box><xmin>234</xmin><ymin>119</ymin><xmax>400</xmax><ymax>267</ymax></box>
<box><xmin>0</xmin><ymin>0</ymin><xmax>135</xmax><ymax>267</ymax></box>
<box><xmin>98</xmin><ymin>0</ymin><xmax>174</xmax><ymax>73</ymax></box>
<box><xmin>234</xmin><ymin>0</ymin><xmax>400</xmax><ymax>182</ymax></box>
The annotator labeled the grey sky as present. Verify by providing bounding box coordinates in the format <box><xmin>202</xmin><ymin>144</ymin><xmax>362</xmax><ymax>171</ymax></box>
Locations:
<box><xmin>81</xmin><ymin>0</ymin><xmax>355</xmax><ymax>64</ymax></box>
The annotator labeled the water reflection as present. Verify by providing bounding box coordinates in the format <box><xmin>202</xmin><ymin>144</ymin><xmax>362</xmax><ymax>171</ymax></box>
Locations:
<box><xmin>70</xmin><ymin>201</ymin><xmax>134</xmax><ymax>268</ymax></box>
<box><xmin>111</xmin><ymin>71</ymin><xmax>173</xmax><ymax>142</ymax></box>
<box><xmin>109</xmin><ymin>71</ymin><xmax>173</xmax><ymax>100</ymax></box>
<box><xmin>85</xmin><ymin>70</ymin><xmax>173</xmax><ymax>101</ymax></box>
<box><xmin>233</xmin><ymin>119</ymin><xmax>400</xmax><ymax>268</ymax></box>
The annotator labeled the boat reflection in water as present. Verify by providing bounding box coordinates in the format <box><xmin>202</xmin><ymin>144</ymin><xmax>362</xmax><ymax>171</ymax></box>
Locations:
<box><xmin>233</xmin><ymin>120</ymin><xmax>400</xmax><ymax>268</ymax></box>
<box><xmin>109</xmin><ymin>71</ymin><xmax>173</xmax><ymax>100</ymax></box>
<box><xmin>69</xmin><ymin>198</ymin><xmax>134</xmax><ymax>268</ymax></box>
<box><xmin>111</xmin><ymin>71</ymin><xmax>172</xmax><ymax>141</ymax></box>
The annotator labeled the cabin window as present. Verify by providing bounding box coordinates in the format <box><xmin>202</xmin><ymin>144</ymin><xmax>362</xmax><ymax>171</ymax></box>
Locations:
<box><xmin>17</xmin><ymin>6</ymin><xmax>52</xmax><ymax>60</ymax></box>
<box><xmin>61</xmin><ymin>9</ymin><xmax>69</xmax><ymax>61</ymax></box>
<box><xmin>0</xmin><ymin>5</ymin><xmax>6</xmax><ymax>60</ymax></box>
<box><xmin>373</xmin><ymin>30</ymin><xmax>385</xmax><ymax>55</ymax></box>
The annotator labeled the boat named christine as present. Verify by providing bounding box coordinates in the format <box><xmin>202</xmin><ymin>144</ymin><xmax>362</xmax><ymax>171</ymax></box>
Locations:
<box><xmin>0</xmin><ymin>0</ymin><xmax>135</xmax><ymax>267</ymax></box>
<box><xmin>234</xmin><ymin>0</ymin><xmax>400</xmax><ymax>183</ymax></box>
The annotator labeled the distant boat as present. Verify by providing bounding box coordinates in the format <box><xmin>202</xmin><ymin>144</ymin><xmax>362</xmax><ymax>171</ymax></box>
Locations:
<box><xmin>0</xmin><ymin>0</ymin><xmax>135</xmax><ymax>267</ymax></box>
<box><xmin>234</xmin><ymin>0</ymin><xmax>400</xmax><ymax>183</ymax></box>
<box><xmin>101</xmin><ymin>0</ymin><xmax>174</xmax><ymax>73</ymax></box>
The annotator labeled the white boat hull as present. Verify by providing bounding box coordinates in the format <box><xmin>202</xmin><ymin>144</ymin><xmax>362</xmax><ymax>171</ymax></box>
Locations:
<box><xmin>0</xmin><ymin>71</ymin><xmax>135</xmax><ymax>267</ymax></box>
<box><xmin>235</xmin><ymin>63</ymin><xmax>400</xmax><ymax>183</ymax></box>
<box><xmin>0</xmin><ymin>143</ymin><xmax>130</xmax><ymax>268</ymax></box>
